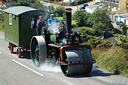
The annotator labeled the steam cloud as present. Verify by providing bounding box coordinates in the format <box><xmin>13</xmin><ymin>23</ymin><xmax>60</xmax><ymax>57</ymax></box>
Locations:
<box><xmin>39</xmin><ymin>59</ymin><xmax>61</xmax><ymax>72</ymax></box>
<box><xmin>48</xmin><ymin>22</ymin><xmax>60</xmax><ymax>33</ymax></box>
<box><xmin>62</xmin><ymin>38</ymin><xmax>67</xmax><ymax>45</ymax></box>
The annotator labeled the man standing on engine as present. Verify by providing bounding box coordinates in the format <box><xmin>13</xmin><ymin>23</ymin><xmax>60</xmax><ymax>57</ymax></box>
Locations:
<box><xmin>48</xmin><ymin>14</ymin><xmax>59</xmax><ymax>26</ymax></box>
<box><xmin>36</xmin><ymin>16</ymin><xmax>47</xmax><ymax>36</ymax></box>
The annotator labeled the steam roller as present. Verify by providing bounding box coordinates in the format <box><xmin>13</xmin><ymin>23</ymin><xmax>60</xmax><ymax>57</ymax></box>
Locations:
<box><xmin>30</xmin><ymin>8</ymin><xmax>96</xmax><ymax>76</ymax></box>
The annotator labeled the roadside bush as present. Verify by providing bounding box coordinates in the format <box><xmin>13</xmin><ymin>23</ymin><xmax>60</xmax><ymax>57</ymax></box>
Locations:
<box><xmin>81</xmin><ymin>35</ymin><xmax>112</xmax><ymax>48</ymax></box>
<box><xmin>96</xmin><ymin>40</ymin><xmax>112</xmax><ymax>48</ymax></box>
<box><xmin>92</xmin><ymin>47</ymin><xmax>128</xmax><ymax>77</ymax></box>
<box><xmin>78</xmin><ymin>26</ymin><xmax>92</xmax><ymax>36</ymax></box>
<box><xmin>114</xmin><ymin>34</ymin><xmax>128</xmax><ymax>49</ymax></box>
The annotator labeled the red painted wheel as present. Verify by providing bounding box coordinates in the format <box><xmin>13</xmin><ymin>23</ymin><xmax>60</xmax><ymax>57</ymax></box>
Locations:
<box><xmin>9</xmin><ymin>43</ymin><xmax>13</xmax><ymax>53</ymax></box>
<box><xmin>17</xmin><ymin>48</ymin><xmax>21</xmax><ymax>58</ymax></box>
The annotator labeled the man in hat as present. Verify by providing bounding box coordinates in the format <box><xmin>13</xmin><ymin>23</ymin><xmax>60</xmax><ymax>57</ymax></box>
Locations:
<box><xmin>48</xmin><ymin>14</ymin><xmax>59</xmax><ymax>26</ymax></box>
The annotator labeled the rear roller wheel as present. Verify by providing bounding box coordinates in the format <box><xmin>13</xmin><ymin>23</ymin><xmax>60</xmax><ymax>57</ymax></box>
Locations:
<box><xmin>60</xmin><ymin>49</ymin><xmax>93</xmax><ymax>76</ymax></box>
<box><xmin>17</xmin><ymin>48</ymin><xmax>21</xmax><ymax>58</ymax></box>
<box><xmin>30</xmin><ymin>36</ymin><xmax>47</xmax><ymax>67</ymax></box>
<box><xmin>9</xmin><ymin>43</ymin><xmax>14</xmax><ymax>53</ymax></box>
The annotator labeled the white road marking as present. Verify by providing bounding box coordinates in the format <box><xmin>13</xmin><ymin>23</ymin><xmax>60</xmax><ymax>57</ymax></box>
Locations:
<box><xmin>0</xmin><ymin>52</ymin><xmax>1</xmax><ymax>54</ymax></box>
<box><xmin>12</xmin><ymin>59</ymin><xmax>43</xmax><ymax>77</ymax></box>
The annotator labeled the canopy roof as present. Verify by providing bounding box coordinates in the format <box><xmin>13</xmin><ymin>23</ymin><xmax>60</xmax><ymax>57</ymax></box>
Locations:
<box><xmin>4</xmin><ymin>6</ymin><xmax>37</xmax><ymax>15</ymax></box>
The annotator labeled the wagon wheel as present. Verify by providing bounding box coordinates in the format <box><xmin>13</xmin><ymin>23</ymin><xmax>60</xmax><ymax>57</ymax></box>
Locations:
<box><xmin>30</xmin><ymin>36</ymin><xmax>47</xmax><ymax>67</ymax></box>
<box><xmin>60</xmin><ymin>49</ymin><xmax>93</xmax><ymax>76</ymax></box>
<box><xmin>17</xmin><ymin>48</ymin><xmax>21</xmax><ymax>58</ymax></box>
<box><xmin>9</xmin><ymin>43</ymin><xmax>14</xmax><ymax>53</ymax></box>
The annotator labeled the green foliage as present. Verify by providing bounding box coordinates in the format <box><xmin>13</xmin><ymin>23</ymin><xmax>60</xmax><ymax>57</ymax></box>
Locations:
<box><xmin>73</xmin><ymin>10</ymin><xmax>86</xmax><ymax>27</ymax></box>
<box><xmin>54</xmin><ymin>6</ymin><xmax>65</xmax><ymax>17</ymax></box>
<box><xmin>70</xmin><ymin>0</ymin><xmax>90</xmax><ymax>6</ymax></box>
<box><xmin>49</xmin><ymin>6</ymin><xmax>64</xmax><ymax>17</ymax></box>
<box><xmin>71</xmin><ymin>20</ymin><xmax>77</xmax><ymax>27</ymax></box>
<box><xmin>30</xmin><ymin>1</ymin><xmax>46</xmax><ymax>10</ymax></box>
<box><xmin>62</xmin><ymin>13</ymin><xmax>66</xmax><ymax>21</ymax></box>
<box><xmin>91</xmin><ymin>9</ymin><xmax>113</xmax><ymax>30</ymax></box>
<box><xmin>15</xmin><ymin>0</ymin><xmax>35</xmax><ymax>6</ymax></box>
<box><xmin>15</xmin><ymin>0</ymin><xmax>46</xmax><ymax>10</ymax></box>
<box><xmin>56</xmin><ymin>17</ymin><xmax>63</xmax><ymax>21</ymax></box>
<box><xmin>119</xmin><ymin>23</ymin><xmax>128</xmax><ymax>35</ymax></box>
<box><xmin>6</xmin><ymin>0</ymin><xmax>15</xmax><ymax>2</ymax></box>
<box><xmin>80</xmin><ymin>33</ymin><xmax>112</xmax><ymax>48</ymax></box>
<box><xmin>114</xmin><ymin>34</ymin><xmax>128</xmax><ymax>49</ymax></box>
<box><xmin>92</xmin><ymin>47</ymin><xmax>128</xmax><ymax>77</ymax></box>
<box><xmin>78</xmin><ymin>26</ymin><xmax>92</xmax><ymax>35</ymax></box>
<box><xmin>92</xmin><ymin>23</ymin><xmax>105</xmax><ymax>36</ymax></box>
<box><xmin>73</xmin><ymin>9</ymin><xmax>113</xmax><ymax>31</ymax></box>
<box><xmin>0</xmin><ymin>14</ymin><xmax>4</xmax><ymax>22</ymax></box>
<box><xmin>49</xmin><ymin>5</ymin><xmax>55</xmax><ymax>13</ymax></box>
<box><xmin>92</xmin><ymin>9</ymin><xmax>108</xmax><ymax>24</ymax></box>
<box><xmin>0</xmin><ymin>22</ymin><xmax>4</xmax><ymax>32</ymax></box>
<box><xmin>86</xmin><ymin>13</ymin><xmax>93</xmax><ymax>27</ymax></box>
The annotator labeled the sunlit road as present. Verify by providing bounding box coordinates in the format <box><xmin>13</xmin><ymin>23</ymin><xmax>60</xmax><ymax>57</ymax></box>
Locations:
<box><xmin>0</xmin><ymin>32</ymin><xmax>127</xmax><ymax>85</ymax></box>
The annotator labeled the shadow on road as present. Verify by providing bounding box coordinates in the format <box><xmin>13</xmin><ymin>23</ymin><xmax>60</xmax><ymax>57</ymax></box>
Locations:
<box><xmin>12</xmin><ymin>51</ymin><xmax>31</xmax><ymax>59</ymax></box>
<box><xmin>21</xmin><ymin>51</ymin><xmax>31</xmax><ymax>59</ymax></box>
<box><xmin>68</xmin><ymin>66</ymin><xmax>115</xmax><ymax>78</ymax></box>
<box><xmin>11</xmin><ymin>51</ymin><xmax>116</xmax><ymax>78</ymax></box>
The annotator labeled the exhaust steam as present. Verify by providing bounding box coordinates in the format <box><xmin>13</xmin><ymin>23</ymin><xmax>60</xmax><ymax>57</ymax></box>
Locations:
<box><xmin>48</xmin><ymin>22</ymin><xmax>60</xmax><ymax>34</ymax></box>
<box><xmin>39</xmin><ymin>59</ymin><xmax>61</xmax><ymax>72</ymax></box>
<box><xmin>62</xmin><ymin>38</ymin><xmax>67</xmax><ymax>45</ymax></box>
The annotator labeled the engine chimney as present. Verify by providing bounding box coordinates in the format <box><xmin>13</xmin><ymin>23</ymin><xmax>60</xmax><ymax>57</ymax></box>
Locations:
<box><xmin>65</xmin><ymin>8</ymin><xmax>72</xmax><ymax>40</ymax></box>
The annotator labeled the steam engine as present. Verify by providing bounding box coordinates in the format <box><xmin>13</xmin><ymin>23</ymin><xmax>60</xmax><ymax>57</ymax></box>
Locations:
<box><xmin>30</xmin><ymin>8</ymin><xmax>95</xmax><ymax>76</ymax></box>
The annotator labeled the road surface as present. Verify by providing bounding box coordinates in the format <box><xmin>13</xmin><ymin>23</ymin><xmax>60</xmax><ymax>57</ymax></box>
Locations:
<box><xmin>0</xmin><ymin>32</ymin><xmax>128</xmax><ymax>85</ymax></box>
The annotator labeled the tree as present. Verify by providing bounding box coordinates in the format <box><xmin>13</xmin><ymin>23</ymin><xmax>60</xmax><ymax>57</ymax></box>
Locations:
<box><xmin>85</xmin><ymin>13</ymin><xmax>93</xmax><ymax>27</ymax></box>
<box><xmin>54</xmin><ymin>6</ymin><xmax>65</xmax><ymax>17</ymax></box>
<box><xmin>15</xmin><ymin>0</ymin><xmax>35</xmax><ymax>6</ymax></box>
<box><xmin>92</xmin><ymin>22</ymin><xmax>105</xmax><ymax>36</ymax></box>
<box><xmin>119</xmin><ymin>23</ymin><xmax>128</xmax><ymax>36</ymax></box>
<box><xmin>30</xmin><ymin>1</ymin><xmax>46</xmax><ymax>10</ymax></box>
<box><xmin>92</xmin><ymin>9</ymin><xmax>108</xmax><ymax>24</ymax></box>
<box><xmin>91</xmin><ymin>9</ymin><xmax>113</xmax><ymax>30</ymax></box>
<box><xmin>15</xmin><ymin>0</ymin><xmax>46</xmax><ymax>10</ymax></box>
<box><xmin>73</xmin><ymin>10</ymin><xmax>86</xmax><ymax>27</ymax></box>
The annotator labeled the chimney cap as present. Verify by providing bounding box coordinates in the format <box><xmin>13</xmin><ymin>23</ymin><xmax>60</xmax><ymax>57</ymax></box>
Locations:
<box><xmin>65</xmin><ymin>8</ymin><xmax>72</xmax><ymax>13</ymax></box>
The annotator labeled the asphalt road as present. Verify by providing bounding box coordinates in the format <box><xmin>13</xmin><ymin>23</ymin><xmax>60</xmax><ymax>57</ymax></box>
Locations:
<box><xmin>0</xmin><ymin>32</ymin><xmax>128</xmax><ymax>85</ymax></box>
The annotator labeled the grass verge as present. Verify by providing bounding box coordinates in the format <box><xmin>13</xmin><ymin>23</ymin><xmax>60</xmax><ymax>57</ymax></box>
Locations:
<box><xmin>92</xmin><ymin>47</ymin><xmax>128</xmax><ymax>77</ymax></box>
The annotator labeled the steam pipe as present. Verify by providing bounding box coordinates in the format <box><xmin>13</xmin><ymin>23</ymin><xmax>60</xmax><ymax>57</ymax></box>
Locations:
<box><xmin>65</xmin><ymin>8</ymin><xmax>72</xmax><ymax>39</ymax></box>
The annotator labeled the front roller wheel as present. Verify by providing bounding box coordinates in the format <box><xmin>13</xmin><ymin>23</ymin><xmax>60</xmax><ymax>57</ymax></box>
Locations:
<box><xmin>30</xmin><ymin>36</ymin><xmax>47</xmax><ymax>67</ymax></box>
<box><xmin>60</xmin><ymin>49</ymin><xmax>93</xmax><ymax>76</ymax></box>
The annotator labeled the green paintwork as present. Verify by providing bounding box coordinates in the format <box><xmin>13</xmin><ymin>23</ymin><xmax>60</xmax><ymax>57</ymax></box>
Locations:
<box><xmin>50</xmin><ymin>33</ymin><xmax>56</xmax><ymax>43</ymax></box>
<box><xmin>4</xmin><ymin>6</ymin><xmax>48</xmax><ymax>47</ymax></box>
